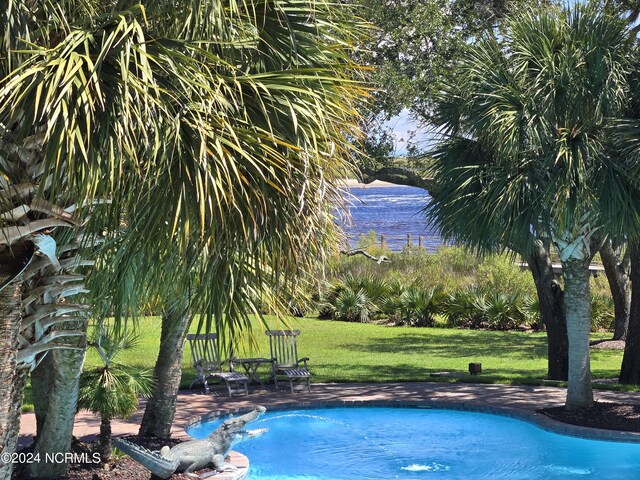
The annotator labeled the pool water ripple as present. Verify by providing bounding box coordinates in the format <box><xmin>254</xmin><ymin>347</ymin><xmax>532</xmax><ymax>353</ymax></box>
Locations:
<box><xmin>186</xmin><ymin>407</ymin><xmax>640</xmax><ymax>479</ymax></box>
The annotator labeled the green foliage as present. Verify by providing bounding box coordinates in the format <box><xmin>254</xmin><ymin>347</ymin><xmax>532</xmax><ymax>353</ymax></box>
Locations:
<box><xmin>445</xmin><ymin>287</ymin><xmax>488</xmax><ymax>329</ymax></box>
<box><xmin>320</xmin><ymin>273</ymin><xmax>388</xmax><ymax>322</ymax></box>
<box><xmin>428</xmin><ymin>2</ymin><xmax>635</xmax><ymax>255</ymax></box>
<box><xmin>79</xmin><ymin>367</ymin><xmax>152</xmax><ymax>420</ymax></box>
<box><xmin>78</xmin><ymin>325</ymin><xmax>153</xmax><ymax>463</ymax></box>
<box><xmin>522</xmin><ymin>295</ymin><xmax>542</xmax><ymax>330</ymax></box>
<box><xmin>324</xmin><ymin>246</ymin><xmax>614</xmax><ymax>333</ymax></box>
<box><xmin>325</xmin><ymin>246</ymin><xmax>549</xmax><ymax>330</ymax></box>
<box><xmin>78</xmin><ymin>328</ymin><xmax>153</xmax><ymax>420</ymax></box>
<box><xmin>356</xmin><ymin>0</ymin><xmax>539</xmax><ymax>159</ymax></box>
<box><xmin>591</xmin><ymin>294</ymin><xmax>615</xmax><ymax>331</ymax></box>
<box><xmin>433</xmin><ymin>246</ymin><xmax>482</xmax><ymax>277</ymax></box>
<box><xmin>476</xmin><ymin>256</ymin><xmax>535</xmax><ymax>298</ymax></box>
<box><xmin>332</xmin><ymin>288</ymin><xmax>375</xmax><ymax>323</ymax></box>
<box><xmin>482</xmin><ymin>292</ymin><xmax>529</xmax><ymax>331</ymax></box>
<box><xmin>398</xmin><ymin>286</ymin><xmax>446</xmax><ymax>327</ymax></box>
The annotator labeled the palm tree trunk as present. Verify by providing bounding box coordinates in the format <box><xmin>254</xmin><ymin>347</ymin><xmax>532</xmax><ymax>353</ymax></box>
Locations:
<box><xmin>600</xmin><ymin>239</ymin><xmax>630</xmax><ymax>340</ymax></box>
<box><xmin>99</xmin><ymin>416</ymin><xmax>112</xmax><ymax>465</ymax></box>
<box><xmin>30</xmin><ymin>351</ymin><xmax>53</xmax><ymax>437</ymax></box>
<box><xmin>526</xmin><ymin>241</ymin><xmax>568</xmax><ymax>381</ymax></box>
<box><xmin>619</xmin><ymin>240</ymin><xmax>640</xmax><ymax>384</ymax></box>
<box><xmin>138</xmin><ymin>303</ymin><xmax>191</xmax><ymax>438</ymax></box>
<box><xmin>563</xmin><ymin>258</ymin><xmax>593</xmax><ymax>409</ymax></box>
<box><xmin>0</xmin><ymin>279</ymin><xmax>23</xmax><ymax>480</ymax></box>
<box><xmin>30</xmin><ymin>320</ymin><xmax>87</xmax><ymax>479</ymax></box>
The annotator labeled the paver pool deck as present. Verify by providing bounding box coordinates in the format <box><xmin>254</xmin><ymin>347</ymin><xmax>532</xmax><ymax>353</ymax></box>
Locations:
<box><xmin>19</xmin><ymin>382</ymin><xmax>640</xmax><ymax>447</ymax></box>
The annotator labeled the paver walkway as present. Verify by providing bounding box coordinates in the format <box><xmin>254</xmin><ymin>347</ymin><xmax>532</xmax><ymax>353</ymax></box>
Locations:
<box><xmin>19</xmin><ymin>382</ymin><xmax>640</xmax><ymax>448</ymax></box>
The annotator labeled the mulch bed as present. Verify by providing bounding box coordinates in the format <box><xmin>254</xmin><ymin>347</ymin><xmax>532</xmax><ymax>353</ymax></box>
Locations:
<box><xmin>540</xmin><ymin>401</ymin><xmax>640</xmax><ymax>433</ymax></box>
<box><xmin>589</xmin><ymin>339</ymin><xmax>626</xmax><ymax>350</ymax></box>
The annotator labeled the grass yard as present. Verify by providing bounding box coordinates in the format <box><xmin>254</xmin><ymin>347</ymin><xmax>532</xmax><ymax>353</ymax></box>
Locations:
<box><xmin>84</xmin><ymin>316</ymin><xmax>625</xmax><ymax>389</ymax></box>
<box><xmin>21</xmin><ymin>316</ymin><xmax>627</xmax><ymax>412</ymax></box>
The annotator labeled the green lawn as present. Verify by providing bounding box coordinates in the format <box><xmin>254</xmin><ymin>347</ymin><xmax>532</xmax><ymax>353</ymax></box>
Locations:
<box><xmin>84</xmin><ymin>316</ymin><xmax>625</xmax><ymax>389</ymax></box>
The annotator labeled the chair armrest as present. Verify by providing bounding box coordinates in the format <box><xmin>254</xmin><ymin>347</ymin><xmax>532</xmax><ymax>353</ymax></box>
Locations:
<box><xmin>298</xmin><ymin>357</ymin><xmax>309</xmax><ymax>368</ymax></box>
<box><xmin>229</xmin><ymin>357</ymin><xmax>237</xmax><ymax>372</ymax></box>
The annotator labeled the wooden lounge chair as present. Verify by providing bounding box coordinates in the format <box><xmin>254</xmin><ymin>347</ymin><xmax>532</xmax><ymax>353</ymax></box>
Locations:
<box><xmin>186</xmin><ymin>333</ymin><xmax>248</xmax><ymax>396</ymax></box>
<box><xmin>265</xmin><ymin>329</ymin><xmax>311</xmax><ymax>393</ymax></box>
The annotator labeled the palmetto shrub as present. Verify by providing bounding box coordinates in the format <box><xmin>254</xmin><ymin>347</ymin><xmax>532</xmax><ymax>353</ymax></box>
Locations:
<box><xmin>398</xmin><ymin>286</ymin><xmax>446</xmax><ymax>327</ymax></box>
<box><xmin>445</xmin><ymin>287</ymin><xmax>487</xmax><ymax>328</ymax></box>
<box><xmin>319</xmin><ymin>273</ymin><xmax>385</xmax><ymax>322</ymax></box>
<box><xmin>482</xmin><ymin>291</ymin><xmax>528</xmax><ymax>330</ymax></box>
<box><xmin>359</xmin><ymin>275</ymin><xmax>391</xmax><ymax>304</ymax></box>
<box><xmin>522</xmin><ymin>295</ymin><xmax>543</xmax><ymax>330</ymax></box>
<box><xmin>332</xmin><ymin>287</ymin><xmax>375</xmax><ymax>322</ymax></box>
<box><xmin>445</xmin><ymin>287</ymin><xmax>530</xmax><ymax>330</ymax></box>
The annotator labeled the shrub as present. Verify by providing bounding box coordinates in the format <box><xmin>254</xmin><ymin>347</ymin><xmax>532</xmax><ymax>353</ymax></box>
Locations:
<box><xmin>476</xmin><ymin>255</ymin><xmax>535</xmax><ymax>298</ymax></box>
<box><xmin>380</xmin><ymin>278</ymin><xmax>404</xmax><ymax>320</ymax></box>
<box><xmin>433</xmin><ymin>246</ymin><xmax>482</xmax><ymax>276</ymax></box>
<box><xmin>591</xmin><ymin>294</ymin><xmax>614</xmax><ymax>331</ymax></box>
<box><xmin>359</xmin><ymin>275</ymin><xmax>390</xmax><ymax>304</ymax></box>
<box><xmin>482</xmin><ymin>291</ymin><xmax>528</xmax><ymax>330</ymax></box>
<box><xmin>444</xmin><ymin>287</ymin><xmax>530</xmax><ymax>330</ymax></box>
<box><xmin>522</xmin><ymin>295</ymin><xmax>543</xmax><ymax>330</ymax></box>
<box><xmin>332</xmin><ymin>287</ymin><xmax>374</xmax><ymax>322</ymax></box>
<box><xmin>398</xmin><ymin>286</ymin><xmax>446</xmax><ymax>327</ymax></box>
<box><xmin>445</xmin><ymin>287</ymin><xmax>487</xmax><ymax>329</ymax></box>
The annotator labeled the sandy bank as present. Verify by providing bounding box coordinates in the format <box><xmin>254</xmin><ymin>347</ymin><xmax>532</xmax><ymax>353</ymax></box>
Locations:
<box><xmin>341</xmin><ymin>178</ymin><xmax>399</xmax><ymax>188</ymax></box>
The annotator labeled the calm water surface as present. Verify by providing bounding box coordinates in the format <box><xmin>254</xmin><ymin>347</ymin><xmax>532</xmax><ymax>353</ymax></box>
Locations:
<box><xmin>187</xmin><ymin>407</ymin><xmax>640</xmax><ymax>479</ymax></box>
<box><xmin>343</xmin><ymin>185</ymin><xmax>443</xmax><ymax>251</ymax></box>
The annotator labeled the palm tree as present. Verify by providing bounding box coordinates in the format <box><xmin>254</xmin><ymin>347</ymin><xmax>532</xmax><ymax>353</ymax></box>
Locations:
<box><xmin>0</xmin><ymin>0</ymin><xmax>365</xmax><ymax>477</ymax></box>
<box><xmin>428</xmin><ymin>2</ymin><xmax>633</xmax><ymax>409</ymax></box>
<box><xmin>78</xmin><ymin>327</ymin><xmax>153</xmax><ymax>464</ymax></box>
<box><xmin>0</xmin><ymin>132</ymin><xmax>95</xmax><ymax>480</ymax></box>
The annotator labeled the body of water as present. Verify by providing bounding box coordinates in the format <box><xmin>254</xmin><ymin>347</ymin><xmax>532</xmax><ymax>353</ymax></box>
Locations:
<box><xmin>187</xmin><ymin>407</ymin><xmax>640</xmax><ymax>479</ymax></box>
<box><xmin>342</xmin><ymin>185</ymin><xmax>443</xmax><ymax>251</ymax></box>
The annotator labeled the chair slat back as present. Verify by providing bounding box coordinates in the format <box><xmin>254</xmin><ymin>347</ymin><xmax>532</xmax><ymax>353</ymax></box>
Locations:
<box><xmin>186</xmin><ymin>333</ymin><xmax>222</xmax><ymax>372</ymax></box>
<box><xmin>266</xmin><ymin>330</ymin><xmax>300</xmax><ymax>368</ymax></box>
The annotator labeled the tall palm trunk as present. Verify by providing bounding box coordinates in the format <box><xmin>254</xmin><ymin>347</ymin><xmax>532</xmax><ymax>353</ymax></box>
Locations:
<box><xmin>526</xmin><ymin>240</ymin><xmax>568</xmax><ymax>380</ymax></box>
<box><xmin>30</xmin><ymin>319</ymin><xmax>87</xmax><ymax>479</ymax></box>
<box><xmin>619</xmin><ymin>241</ymin><xmax>640</xmax><ymax>384</ymax></box>
<box><xmin>139</xmin><ymin>303</ymin><xmax>191</xmax><ymax>438</ymax></box>
<box><xmin>600</xmin><ymin>240</ymin><xmax>630</xmax><ymax>340</ymax></box>
<box><xmin>563</xmin><ymin>258</ymin><xmax>593</xmax><ymax>409</ymax></box>
<box><xmin>0</xmin><ymin>280</ymin><xmax>23</xmax><ymax>480</ymax></box>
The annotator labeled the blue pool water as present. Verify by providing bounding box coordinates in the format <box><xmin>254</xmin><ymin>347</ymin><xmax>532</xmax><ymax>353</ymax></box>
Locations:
<box><xmin>187</xmin><ymin>407</ymin><xmax>640</xmax><ymax>479</ymax></box>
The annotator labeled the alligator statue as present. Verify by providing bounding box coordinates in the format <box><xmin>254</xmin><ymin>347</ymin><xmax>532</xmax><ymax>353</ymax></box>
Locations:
<box><xmin>114</xmin><ymin>406</ymin><xmax>268</xmax><ymax>478</ymax></box>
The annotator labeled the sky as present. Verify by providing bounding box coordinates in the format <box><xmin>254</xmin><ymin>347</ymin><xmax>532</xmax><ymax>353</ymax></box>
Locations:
<box><xmin>383</xmin><ymin>109</ymin><xmax>436</xmax><ymax>156</ymax></box>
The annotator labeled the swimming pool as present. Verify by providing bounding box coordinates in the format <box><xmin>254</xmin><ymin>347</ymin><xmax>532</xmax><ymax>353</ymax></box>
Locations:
<box><xmin>186</xmin><ymin>407</ymin><xmax>640</xmax><ymax>479</ymax></box>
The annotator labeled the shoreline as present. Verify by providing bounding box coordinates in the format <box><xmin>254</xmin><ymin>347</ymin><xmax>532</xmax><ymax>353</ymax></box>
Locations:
<box><xmin>341</xmin><ymin>178</ymin><xmax>399</xmax><ymax>188</ymax></box>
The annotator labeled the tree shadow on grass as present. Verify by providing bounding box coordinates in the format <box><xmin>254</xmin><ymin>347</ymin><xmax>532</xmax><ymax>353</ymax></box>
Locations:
<box><xmin>339</xmin><ymin>331</ymin><xmax>548</xmax><ymax>360</ymax></box>
<box><xmin>312</xmin><ymin>361</ymin><xmax>548</xmax><ymax>384</ymax></box>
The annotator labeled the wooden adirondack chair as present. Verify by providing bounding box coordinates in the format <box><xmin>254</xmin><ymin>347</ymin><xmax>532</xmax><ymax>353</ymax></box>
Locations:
<box><xmin>265</xmin><ymin>329</ymin><xmax>311</xmax><ymax>392</ymax></box>
<box><xmin>186</xmin><ymin>333</ymin><xmax>248</xmax><ymax>396</ymax></box>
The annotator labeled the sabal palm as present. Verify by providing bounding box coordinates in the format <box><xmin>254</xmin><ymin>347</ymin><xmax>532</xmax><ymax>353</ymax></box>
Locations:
<box><xmin>428</xmin><ymin>2</ymin><xmax>633</xmax><ymax>409</ymax></box>
<box><xmin>0</xmin><ymin>0</ymin><xmax>365</xmax><ymax>476</ymax></box>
